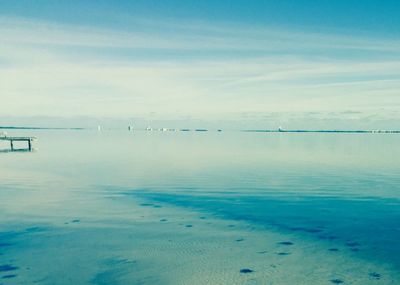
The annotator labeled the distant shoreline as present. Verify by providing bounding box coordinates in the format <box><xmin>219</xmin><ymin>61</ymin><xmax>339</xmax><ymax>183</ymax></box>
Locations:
<box><xmin>1</xmin><ymin>126</ymin><xmax>399</xmax><ymax>133</ymax></box>
<box><xmin>242</xmin><ymin>129</ymin><xmax>400</xmax><ymax>134</ymax></box>
<box><xmin>0</xmin><ymin>126</ymin><xmax>85</xmax><ymax>130</ymax></box>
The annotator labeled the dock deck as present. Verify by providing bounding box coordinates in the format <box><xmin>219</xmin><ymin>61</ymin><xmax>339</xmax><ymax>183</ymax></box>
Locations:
<box><xmin>0</xmin><ymin>136</ymin><xmax>37</xmax><ymax>151</ymax></box>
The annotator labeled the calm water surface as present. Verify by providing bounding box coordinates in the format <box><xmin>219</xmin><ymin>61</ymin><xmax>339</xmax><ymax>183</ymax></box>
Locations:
<box><xmin>0</xmin><ymin>130</ymin><xmax>399</xmax><ymax>284</ymax></box>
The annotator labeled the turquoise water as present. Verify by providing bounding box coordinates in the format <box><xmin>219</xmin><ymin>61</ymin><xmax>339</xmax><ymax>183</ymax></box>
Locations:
<box><xmin>0</xmin><ymin>130</ymin><xmax>399</xmax><ymax>284</ymax></box>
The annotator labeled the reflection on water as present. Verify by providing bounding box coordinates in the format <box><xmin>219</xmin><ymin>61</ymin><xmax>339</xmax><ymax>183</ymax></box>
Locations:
<box><xmin>0</xmin><ymin>130</ymin><xmax>399</xmax><ymax>284</ymax></box>
<box><xmin>0</xmin><ymin>148</ymin><xmax>34</xmax><ymax>153</ymax></box>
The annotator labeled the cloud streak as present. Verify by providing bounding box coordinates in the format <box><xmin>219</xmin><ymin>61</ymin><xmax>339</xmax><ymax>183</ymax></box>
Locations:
<box><xmin>1</xmin><ymin>16</ymin><xmax>400</xmax><ymax>125</ymax></box>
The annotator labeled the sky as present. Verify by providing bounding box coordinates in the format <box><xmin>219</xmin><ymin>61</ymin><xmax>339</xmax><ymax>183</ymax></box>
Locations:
<box><xmin>1</xmin><ymin>0</ymin><xmax>400</xmax><ymax>129</ymax></box>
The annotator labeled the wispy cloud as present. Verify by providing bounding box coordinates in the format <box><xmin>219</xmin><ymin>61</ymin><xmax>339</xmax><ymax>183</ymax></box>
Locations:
<box><xmin>2</xmin><ymin>16</ymin><xmax>400</xmax><ymax>56</ymax></box>
<box><xmin>1</xmin><ymin>16</ymin><xmax>400</xmax><ymax>123</ymax></box>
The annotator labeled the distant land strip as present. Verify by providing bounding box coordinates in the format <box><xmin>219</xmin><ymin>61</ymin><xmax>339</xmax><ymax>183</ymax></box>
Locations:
<box><xmin>0</xmin><ymin>126</ymin><xmax>399</xmax><ymax>133</ymax></box>
<box><xmin>242</xmin><ymin>130</ymin><xmax>400</xmax><ymax>133</ymax></box>
<box><xmin>0</xmin><ymin>126</ymin><xmax>85</xmax><ymax>130</ymax></box>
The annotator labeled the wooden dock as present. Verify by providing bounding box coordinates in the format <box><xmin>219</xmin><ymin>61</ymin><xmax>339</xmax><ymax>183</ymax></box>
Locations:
<box><xmin>0</xmin><ymin>136</ymin><xmax>37</xmax><ymax>151</ymax></box>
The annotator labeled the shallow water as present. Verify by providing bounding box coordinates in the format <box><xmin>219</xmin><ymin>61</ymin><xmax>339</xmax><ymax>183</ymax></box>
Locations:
<box><xmin>0</xmin><ymin>130</ymin><xmax>399</xmax><ymax>284</ymax></box>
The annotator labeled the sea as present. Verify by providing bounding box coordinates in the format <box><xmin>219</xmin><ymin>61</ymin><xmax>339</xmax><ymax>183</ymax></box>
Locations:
<box><xmin>0</xmin><ymin>130</ymin><xmax>399</xmax><ymax>284</ymax></box>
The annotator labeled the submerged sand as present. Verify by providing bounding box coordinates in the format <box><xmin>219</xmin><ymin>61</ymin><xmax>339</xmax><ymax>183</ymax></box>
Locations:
<box><xmin>1</xmin><ymin>191</ymin><xmax>398</xmax><ymax>285</ymax></box>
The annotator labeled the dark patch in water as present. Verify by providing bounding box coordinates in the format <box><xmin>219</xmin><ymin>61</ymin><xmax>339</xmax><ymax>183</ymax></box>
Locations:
<box><xmin>129</xmin><ymin>191</ymin><xmax>400</xmax><ymax>269</ymax></box>
<box><xmin>199</xmin><ymin>217</ymin><xmax>206</xmax><ymax>219</ymax></box>
<box><xmin>304</xmin><ymin>228</ymin><xmax>323</xmax><ymax>233</ymax></box>
<box><xmin>228</xmin><ymin>224</ymin><xmax>235</xmax><ymax>227</ymax></box>
<box><xmin>290</xmin><ymin>227</ymin><xmax>305</xmax><ymax>231</ymax></box>
<box><xmin>290</xmin><ymin>227</ymin><xmax>323</xmax><ymax>233</ymax></box>
<box><xmin>153</xmin><ymin>205</ymin><xmax>162</xmax><ymax>208</ymax></box>
<box><xmin>318</xmin><ymin>235</ymin><xmax>338</xmax><ymax>240</ymax></box>
<box><xmin>328</xmin><ymin>248</ymin><xmax>339</xmax><ymax>252</ymax></box>
<box><xmin>276</xmin><ymin>252</ymin><xmax>290</xmax><ymax>256</ymax></box>
<box><xmin>0</xmin><ymin>243</ymin><xmax>12</xmax><ymax>248</ymax></box>
<box><xmin>0</xmin><ymin>265</ymin><xmax>18</xmax><ymax>272</ymax></box>
<box><xmin>240</xmin><ymin>268</ymin><xmax>253</xmax><ymax>273</ymax></box>
<box><xmin>24</xmin><ymin>227</ymin><xmax>46</xmax><ymax>233</ymax></box>
<box><xmin>71</xmin><ymin>219</ymin><xmax>80</xmax><ymax>223</ymax></box>
<box><xmin>140</xmin><ymin>203</ymin><xmax>153</xmax><ymax>206</ymax></box>
<box><xmin>278</xmin><ymin>241</ymin><xmax>293</xmax><ymax>245</ymax></box>
<box><xmin>185</xmin><ymin>225</ymin><xmax>193</xmax><ymax>228</ymax></box>
<box><xmin>346</xmin><ymin>241</ymin><xmax>360</xmax><ymax>247</ymax></box>
<box><xmin>257</xmin><ymin>251</ymin><xmax>268</xmax><ymax>254</ymax></box>
<box><xmin>369</xmin><ymin>272</ymin><xmax>381</xmax><ymax>279</ymax></box>
<box><xmin>0</xmin><ymin>231</ymin><xmax>20</xmax><ymax>240</ymax></box>
<box><xmin>2</xmin><ymin>274</ymin><xmax>16</xmax><ymax>279</ymax></box>
<box><xmin>351</xmin><ymin>248</ymin><xmax>360</xmax><ymax>252</ymax></box>
<box><xmin>330</xmin><ymin>279</ymin><xmax>344</xmax><ymax>284</ymax></box>
<box><xmin>235</xmin><ymin>238</ymin><xmax>244</xmax><ymax>242</ymax></box>
<box><xmin>160</xmin><ymin>219</ymin><xmax>168</xmax><ymax>222</ymax></box>
<box><xmin>105</xmin><ymin>258</ymin><xmax>136</xmax><ymax>266</ymax></box>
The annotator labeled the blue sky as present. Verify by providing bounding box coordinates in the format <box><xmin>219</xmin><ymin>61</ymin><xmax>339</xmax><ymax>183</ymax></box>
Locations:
<box><xmin>2</xmin><ymin>0</ymin><xmax>400</xmax><ymax>35</ymax></box>
<box><xmin>1</xmin><ymin>1</ymin><xmax>400</xmax><ymax>128</ymax></box>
